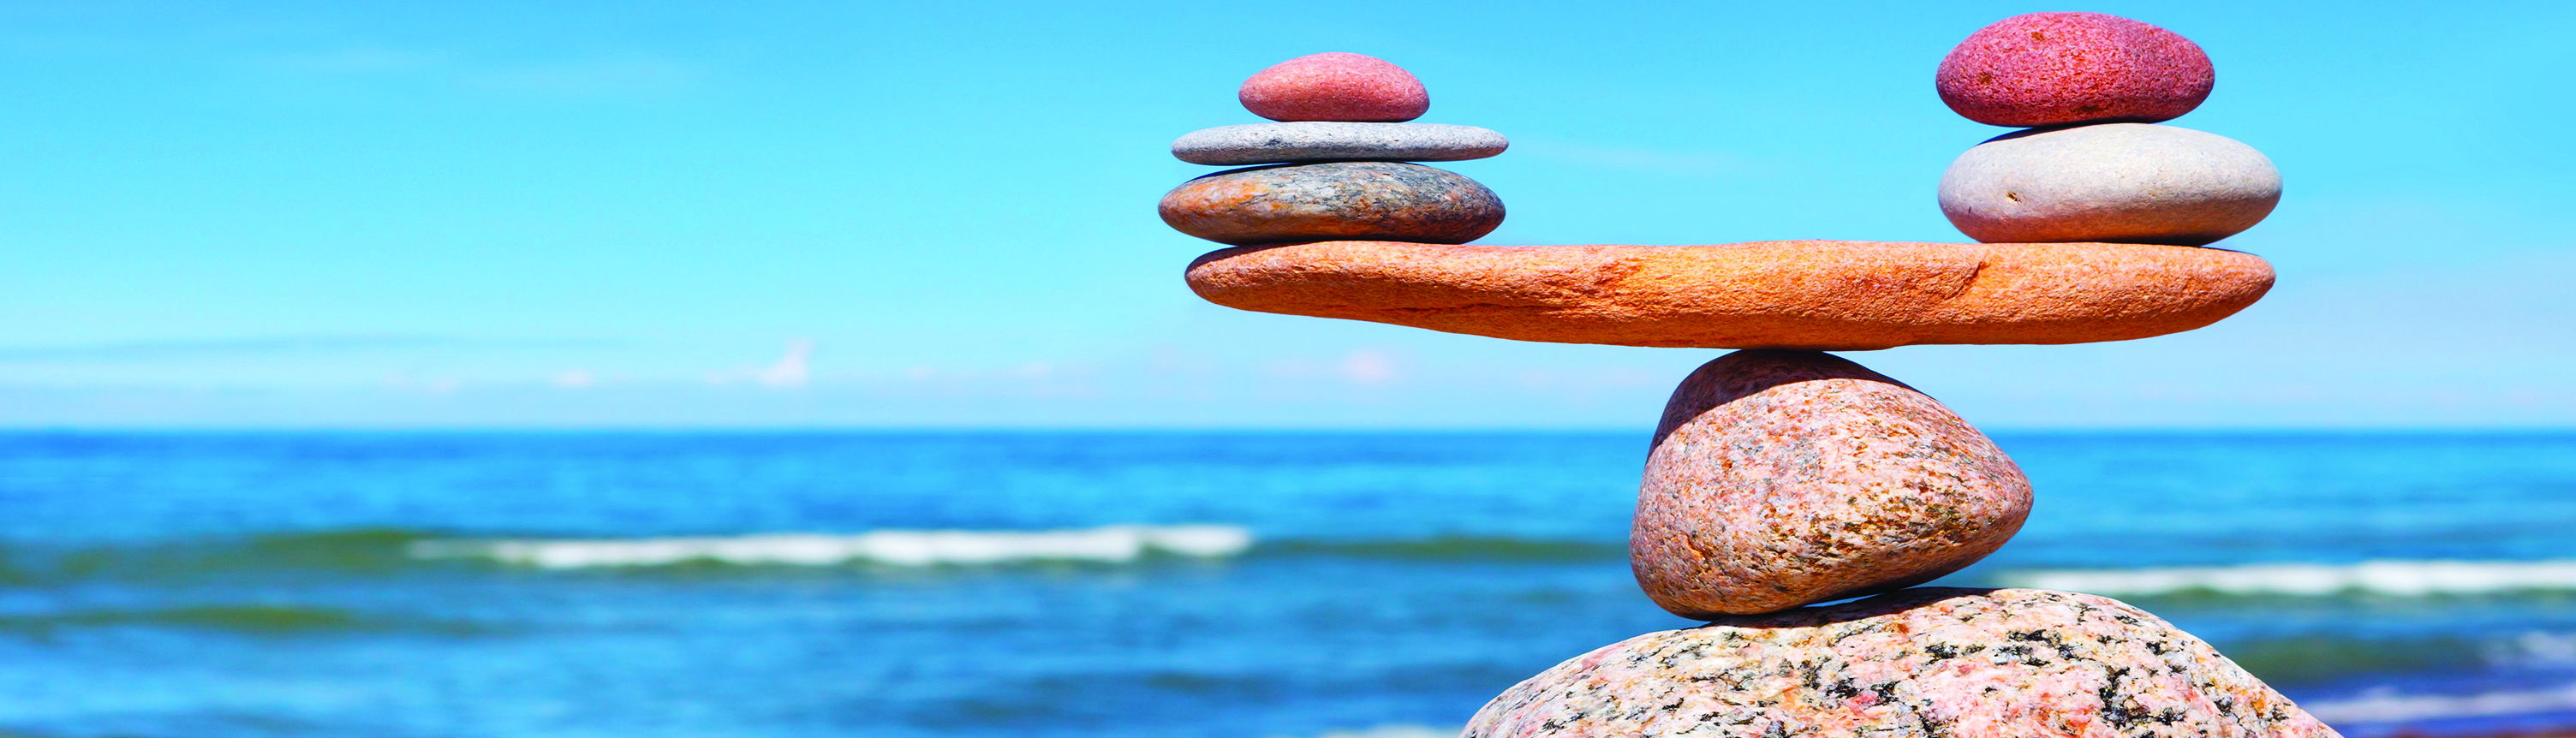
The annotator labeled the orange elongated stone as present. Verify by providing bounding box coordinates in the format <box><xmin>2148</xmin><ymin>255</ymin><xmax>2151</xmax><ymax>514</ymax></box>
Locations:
<box><xmin>1184</xmin><ymin>240</ymin><xmax>2272</xmax><ymax>349</ymax></box>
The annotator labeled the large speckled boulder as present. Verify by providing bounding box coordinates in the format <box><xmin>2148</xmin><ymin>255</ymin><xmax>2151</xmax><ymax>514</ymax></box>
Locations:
<box><xmin>1633</xmin><ymin>351</ymin><xmax>2030</xmax><ymax>616</ymax></box>
<box><xmin>1160</xmin><ymin>162</ymin><xmax>1504</xmax><ymax>246</ymax></box>
<box><xmin>1940</xmin><ymin>123</ymin><xmax>2281</xmax><ymax>247</ymax></box>
<box><xmin>1466</xmin><ymin>587</ymin><xmax>2340</xmax><ymax>738</ymax></box>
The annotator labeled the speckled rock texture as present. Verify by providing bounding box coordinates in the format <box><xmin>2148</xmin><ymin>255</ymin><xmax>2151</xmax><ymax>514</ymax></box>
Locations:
<box><xmin>1160</xmin><ymin>162</ymin><xmax>1503</xmax><ymax>246</ymax></box>
<box><xmin>1466</xmin><ymin>587</ymin><xmax>2340</xmax><ymax>738</ymax></box>
<box><xmin>1936</xmin><ymin>12</ymin><xmax>2215</xmax><ymax>128</ymax></box>
<box><xmin>1184</xmin><ymin>240</ymin><xmax>2274</xmax><ymax>348</ymax></box>
<box><xmin>1941</xmin><ymin>123</ymin><xmax>2281</xmax><ymax>247</ymax></box>
<box><xmin>1172</xmin><ymin>122</ymin><xmax>1508</xmax><ymax>165</ymax></box>
<box><xmin>1239</xmin><ymin>52</ymin><xmax>1429</xmax><ymax>122</ymax></box>
<box><xmin>1634</xmin><ymin>351</ymin><xmax>2030</xmax><ymax>616</ymax></box>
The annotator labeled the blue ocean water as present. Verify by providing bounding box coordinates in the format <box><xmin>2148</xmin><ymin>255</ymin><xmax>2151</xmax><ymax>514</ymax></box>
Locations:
<box><xmin>0</xmin><ymin>431</ymin><xmax>2571</xmax><ymax>738</ymax></box>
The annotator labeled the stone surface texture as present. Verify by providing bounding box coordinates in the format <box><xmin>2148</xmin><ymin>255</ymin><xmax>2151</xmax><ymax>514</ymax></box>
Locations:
<box><xmin>1941</xmin><ymin>123</ymin><xmax>2281</xmax><ymax>247</ymax></box>
<box><xmin>1634</xmin><ymin>350</ymin><xmax>2030</xmax><ymax>616</ymax></box>
<box><xmin>1936</xmin><ymin>12</ymin><xmax>2215</xmax><ymax>128</ymax></box>
<box><xmin>1159</xmin><ymin>162</ymin><xmax>1503</xmax><ymax>246</ymax></box>
<box><xmin>1184</xmin><ymin>240</ymin><xmax>2274</xmax><ymax>348</ymax></box>
<box><xmin>1238</xmin><ymin>52</ymin><xmax>1429</xmax><ymax>122</ymax></box>
<box><xmin>1466</xmin><ymin>587</ymin><xmax>2340</xmax><ymax>738</ymax></box>
<box><xmin>1172</xmin><ymin>122</ymin><xmax>1508</xmax><ymax>165</ymax></box>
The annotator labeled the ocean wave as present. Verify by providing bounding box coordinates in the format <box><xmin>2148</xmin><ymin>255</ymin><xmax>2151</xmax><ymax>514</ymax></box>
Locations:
<box><xmin>2001</xmin><ymin>560</ymin><xmax>2576</xmax><ymax>597</ymax></box>
<box><xmin>2304</xmin><ymin>682</ymin><xmax>2576</xmax><ymax>724</ymax></box>
<box><xmin>408</xmin><ymin>525</ymin><xmax>1255</xmax><ymax>568</ymax></box>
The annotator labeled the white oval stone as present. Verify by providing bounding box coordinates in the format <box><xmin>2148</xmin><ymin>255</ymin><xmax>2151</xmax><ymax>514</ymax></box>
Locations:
<box><xmin>1938</xmin><ymin>123</ymin><xmax>2281</xmax><ymax>247</ymax></box>
<box><xmin>1172</xmin><ymin>122</ymin><xmax>1508</xmax><ymax>165</ymax></box>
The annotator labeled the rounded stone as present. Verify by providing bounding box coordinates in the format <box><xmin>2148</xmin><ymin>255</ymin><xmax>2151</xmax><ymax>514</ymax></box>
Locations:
<box><xmin>1159</xmin><ymin>162</ymin><xmax>1503</xmax><ymax>246</ymax></box>
<box><xmin>1632</xmin><ymin>350</ymin><xmax>2030</xmax><ymax>617</ymax></box>
<box><xmin>1238</xmin><ymin>52</ymin><xmax>1429</xmax><ymax>122</ymax></box>
<box><xmin>1171</xmin><ymin>122</ymin><xmax>1508</xmax><ymax>165</ymax></box>
<box><xmin>1940</xmin><ymin>123</ymin><xmax>2281</xmax><ymax>246</ymax></box>
<box><xmin>1184</xmin><ymin>240</ymin><xmax>2275</xmax><ymax>349</ymax></box>
<box><xmin>1936</xmin><ymin>12</ymin><xmax>2215</xmax><ymax>128</ymax></box>
<box><xmin>1466</xmin><ymin>587</ymin><xmax>2337</xmax><ymax>738</ymax></box>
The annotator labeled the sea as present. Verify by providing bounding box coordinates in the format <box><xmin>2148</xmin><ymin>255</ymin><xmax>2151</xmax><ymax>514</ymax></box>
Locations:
<box><xmin>0</xmin><ymin>431</ymin><xmax>2571</xmax><ymax>738</ymax></box>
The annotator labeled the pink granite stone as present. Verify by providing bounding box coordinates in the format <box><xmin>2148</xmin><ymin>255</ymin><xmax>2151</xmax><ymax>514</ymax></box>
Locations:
<box><xmin>1466</xmin><ymin>587</ymin><xmax>2341</xmax><ymax>738</ymax></box>
<box><xmin>1936</xmin><ymin>12</ymin><xmax>2215</xmax><ymax>128</ymax></box>
<box><xmin>1634</xmin><ymin>351</ymin><xmax>2030</xmax><ymax>617</ymax></box>
<box><xmin>1239</xmin><ymin>52</ymin><xmax>1430</xmax><ymax>122</ymax></box>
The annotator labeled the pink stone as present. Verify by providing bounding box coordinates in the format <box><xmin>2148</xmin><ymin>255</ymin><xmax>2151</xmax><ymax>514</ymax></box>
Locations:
<box><xmin>1238</xmin><ymin>52</ymin><xmax>1429</xmax><ymax>122</ymax></box>
<box><xmin>1936</xmin><ymin>12</ymin><xmax>2215</xmax><ymax>128</ymax></box>
<box><xmin>1467</xmin><ymin>588</ymin><xmax>2341</xmax><ymax>738</ymax></box>
<box><xmin>1633</xmin><ymin>351</ymin><xmax>2030</xmax><ymax>616</ymax></box>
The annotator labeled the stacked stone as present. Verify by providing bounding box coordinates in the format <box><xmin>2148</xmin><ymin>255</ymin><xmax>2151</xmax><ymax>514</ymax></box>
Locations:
<box><xmin>1159</xmin><ymin>53</ymin><xmax>1510</xmax><ymax>247</ymax></box>
<box><xmin>1156</xmin><ymin>31</ymin><xmax>2335</xmax><ymax>738</ymax></box>
<box><xmin>1935</xmin><ymin>12</ymin><xmax>2282</xmax><ymax>247</ymax></box>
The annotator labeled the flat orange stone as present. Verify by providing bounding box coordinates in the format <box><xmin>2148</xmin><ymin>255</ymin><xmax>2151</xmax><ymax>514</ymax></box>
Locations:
<box><xmin>1184</xmin><ymin>240</ymin><xmax>2274</xmax><ymax>349</ymax></box>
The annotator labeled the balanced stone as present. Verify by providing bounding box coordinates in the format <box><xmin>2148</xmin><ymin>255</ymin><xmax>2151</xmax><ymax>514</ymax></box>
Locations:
<box><xmin>1940</xmin><ymin>123</ymin><xmax>2280</xmax><ymax>246</ymax></box>
<box><xmin>1239</xmin><ymin>52</ymin><xmax>1429</xmax><ymax>122</ymax></box>
<box><xmin>1185</xmin><ymin>240</ymin><xmax>2275</xmax><ymax>349</ymax></box>
<box><xmin>1466</xmin><ymin>588</ymin><xmax>2340</xmax><ymax>738</ymax></box>
<box><xmin>1171</xmin><ymin>122</ymin><xmax>1508</xmax><ymax>165</ymax></box>
<box><xmin>1634</xmin><ymin>350</ymin><xmax>2030</xmax><ymax>616</ymax></box>
<box><xmin>1936</xmin><ymin>12</ymin><xmax>2215</xmax><ymax>128</ymax></box>
<box><xmin>1159</xmin><ymin>162</ymin><xmax>1503</xmax><ymax>246</ymax></box>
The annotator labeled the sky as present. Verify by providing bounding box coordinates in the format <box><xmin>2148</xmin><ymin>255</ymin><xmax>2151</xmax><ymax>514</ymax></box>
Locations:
<box><xmin>0</xmin><ymin>0</ymin><xmax>2570</xmax><ymax>429</ymax></box>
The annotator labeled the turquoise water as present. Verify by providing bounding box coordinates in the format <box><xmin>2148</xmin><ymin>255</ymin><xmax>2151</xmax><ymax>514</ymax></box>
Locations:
<box><xmin>0</xmin><ymin>431</ymin><xmax>2572</xmax><ymax>737</ymax></box>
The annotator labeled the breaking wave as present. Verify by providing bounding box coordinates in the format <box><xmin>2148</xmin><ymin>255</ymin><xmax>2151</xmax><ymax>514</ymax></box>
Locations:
<box><xmin>409</xmin><ymin>525</ymin><xmax>1255</xmax><ymax>568</ymax></box>
<box><xmin>2303</xmin><ymin>681</ymin><xmax>2576</xmax><ymax>724</ymax></box>
<box><xmin>2001</xmin><ymin>561</ymin><xmax>2576</xmax><ymax>597</ymax></box>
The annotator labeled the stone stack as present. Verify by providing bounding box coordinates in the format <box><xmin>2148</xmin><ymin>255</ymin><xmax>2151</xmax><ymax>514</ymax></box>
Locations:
<box><xmin>1160</xmin><ymin>53</ymin><xmax>1510</xmax><ymax>247</ymax></box>
<box><xmin>1935</xmin><ymin>12</ymin><xmax>2282</xmax><ymax>247</ymax></box>
<box><xmin>1160</xmin><ymin>18</ymin><xmax>2334</xmax><ymax>738</ymax></box>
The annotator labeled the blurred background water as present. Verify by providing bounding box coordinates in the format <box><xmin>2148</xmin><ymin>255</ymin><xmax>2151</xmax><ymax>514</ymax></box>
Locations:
<box><xmin>0</xmin><ymin>431</ymin><xmax>2570</xmax><ymax>738</ymax></box>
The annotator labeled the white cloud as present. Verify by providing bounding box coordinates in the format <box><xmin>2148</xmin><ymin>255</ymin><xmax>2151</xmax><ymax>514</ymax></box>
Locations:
<box><xmin>758</xmin><ymin>339</ymin><xmax>813</xmax><ymax>388</ymax></box>
<box><xmin>551</xmin><ymin>370</ymin><xmax>595</xmax><ymax>389</ymax></box>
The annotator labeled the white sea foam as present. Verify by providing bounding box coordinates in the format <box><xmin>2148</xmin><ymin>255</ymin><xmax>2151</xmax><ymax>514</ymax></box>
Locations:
<box><xmin>408</xmin><ymin>525</ymin><xmax>1254</xmax><ymax>568</ymax></box>
<box><xmin>1269</xmin><ymin>725</ymin><xmax>1456</xmax><ymax>738</ymax></box>
<box><xmin>2001</xmin><ymin>560</ymin><xmax>2576</xmax><ymax>596</ymax></box>
<box><xmin>2304</xmin><ymin>681</ymin><xmax>2576</xmax><ymax>723</ymax></box>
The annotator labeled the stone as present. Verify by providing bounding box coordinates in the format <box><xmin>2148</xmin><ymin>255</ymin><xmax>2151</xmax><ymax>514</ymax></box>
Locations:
<box><xmin>1171</xmin><ymin>122</ymin><xmax>1508</xmax><ymax>165</ymax></box>
<box><xmin>1634</xmin><ymin>350</ymin><xmax>2030</xmax><ymax>616</ymax></box>
<box><xmin>1159</xmin><ymin>162</ymin><xmax>1503</xmax><ymax>246</ymax></box>
<box><xmin>1936</xmin><ymin>12</ymin><xmax>2215</xmax><ymax>128</ymax></box>
<box><xmin>1466</xmin><ymin>587</ymin><xmax>2340</xmax><ymax>738</ymax></box>
<box><xmin>1184</xmin><ymin>240</ymin><xmax>2274</xmax><ymax>349</ymax></box>
<box><xmin>1940</xmin><ymin>123</ymin><xmax>2281</xmax><ymax>247</ymax></box>
<box><xmin>1239</xmin><ymin>52</ymin><xmax>1430</xmax><ymax>122</ymax></box>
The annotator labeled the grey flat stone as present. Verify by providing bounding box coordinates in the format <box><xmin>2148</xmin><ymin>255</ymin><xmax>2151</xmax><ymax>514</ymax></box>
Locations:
<box><xmin>1938</xmin><ymin>122</ymin><xmax>2281</xmax><ymax>247</ymax></box>
<box><xmin>1172</xmin><ymin>122</ymin><xmax>1508</xmax><ymax>165</ymax></box>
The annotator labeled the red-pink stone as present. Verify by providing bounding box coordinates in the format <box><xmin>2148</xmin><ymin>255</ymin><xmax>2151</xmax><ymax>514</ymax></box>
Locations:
<box><xmin>1936</xmin><ymin>12</ymin><xmax>2215</xmax><ymax>128</ymax></box>
<box><xmin>1238</xmin><ymin>52</ymin><xmax>1429</xmax><ymax>122</ymax></box>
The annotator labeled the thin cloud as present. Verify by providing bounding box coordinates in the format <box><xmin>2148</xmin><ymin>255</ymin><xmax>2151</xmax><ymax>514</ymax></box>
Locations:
<box><xmin>0</xmin><ymin>336</ymin><xmax>616</xmax><ymax>364</ymax></box>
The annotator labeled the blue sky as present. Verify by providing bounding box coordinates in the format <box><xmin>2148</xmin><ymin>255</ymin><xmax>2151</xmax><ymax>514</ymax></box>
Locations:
<box><xmin>0</xmin><ymin>0</ymin><xmax>2568</xmax><ymax>428</ymax></box>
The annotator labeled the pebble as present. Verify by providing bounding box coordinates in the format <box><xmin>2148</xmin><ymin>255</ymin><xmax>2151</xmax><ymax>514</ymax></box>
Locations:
<box><xmin>1632</xmin><ymin>350</ymin><xmax>2030</xmax><ymax>616</ymax></box>
<box><xmin>1184</xmin><ymin>240</ymin><xmax>2275</xmax><ymax>349</ymax></box>
<box><xmin>1159</xmin><ymin>162</ymin><xmax>1503</xmax><ymax>246</ymax></box>
<box><xmin>1238</xmin><ymin>52</ymin><xmax>1430</xmax><ymax>122</ymax></box>
<box><xmin>1936</xmin><ymin>12</ymin><xmax>2215</xmax><ymax>127</ymax></box>
<box><xmin>1940</xmin><ymin>122</ymin><xmax>2281</xmax><ymax>246</ymax></box>
<box><xmin>1466</xmin><ymin>587</ymin><xmax>2339</xmax><ymax>738</ymax></box>
<box><xmin>1171</xmin><ymin>122</ymin><xmax>1508</xmax><ymax>165</ymax></box>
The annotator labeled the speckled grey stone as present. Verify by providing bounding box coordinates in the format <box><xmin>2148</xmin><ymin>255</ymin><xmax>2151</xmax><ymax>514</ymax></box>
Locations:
<box><xmin>1159</xmin><ymin>161</ymin><xmax>1504</xmax><ymax>246</ymax></box>
<box><xmin>1466</xmin><ymin>588</ymin><xmax>2340</xmax><ymax>738</ymax></box>
<box><xmin>1172</xmin><ymin>122</ymin><xmax>1509</xmax><ymax>165</ymax></box>
<box><xmin>1939</xmin><ymin>123</ymin><xmax>2281</xmax><ymax>247</ymax></box>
